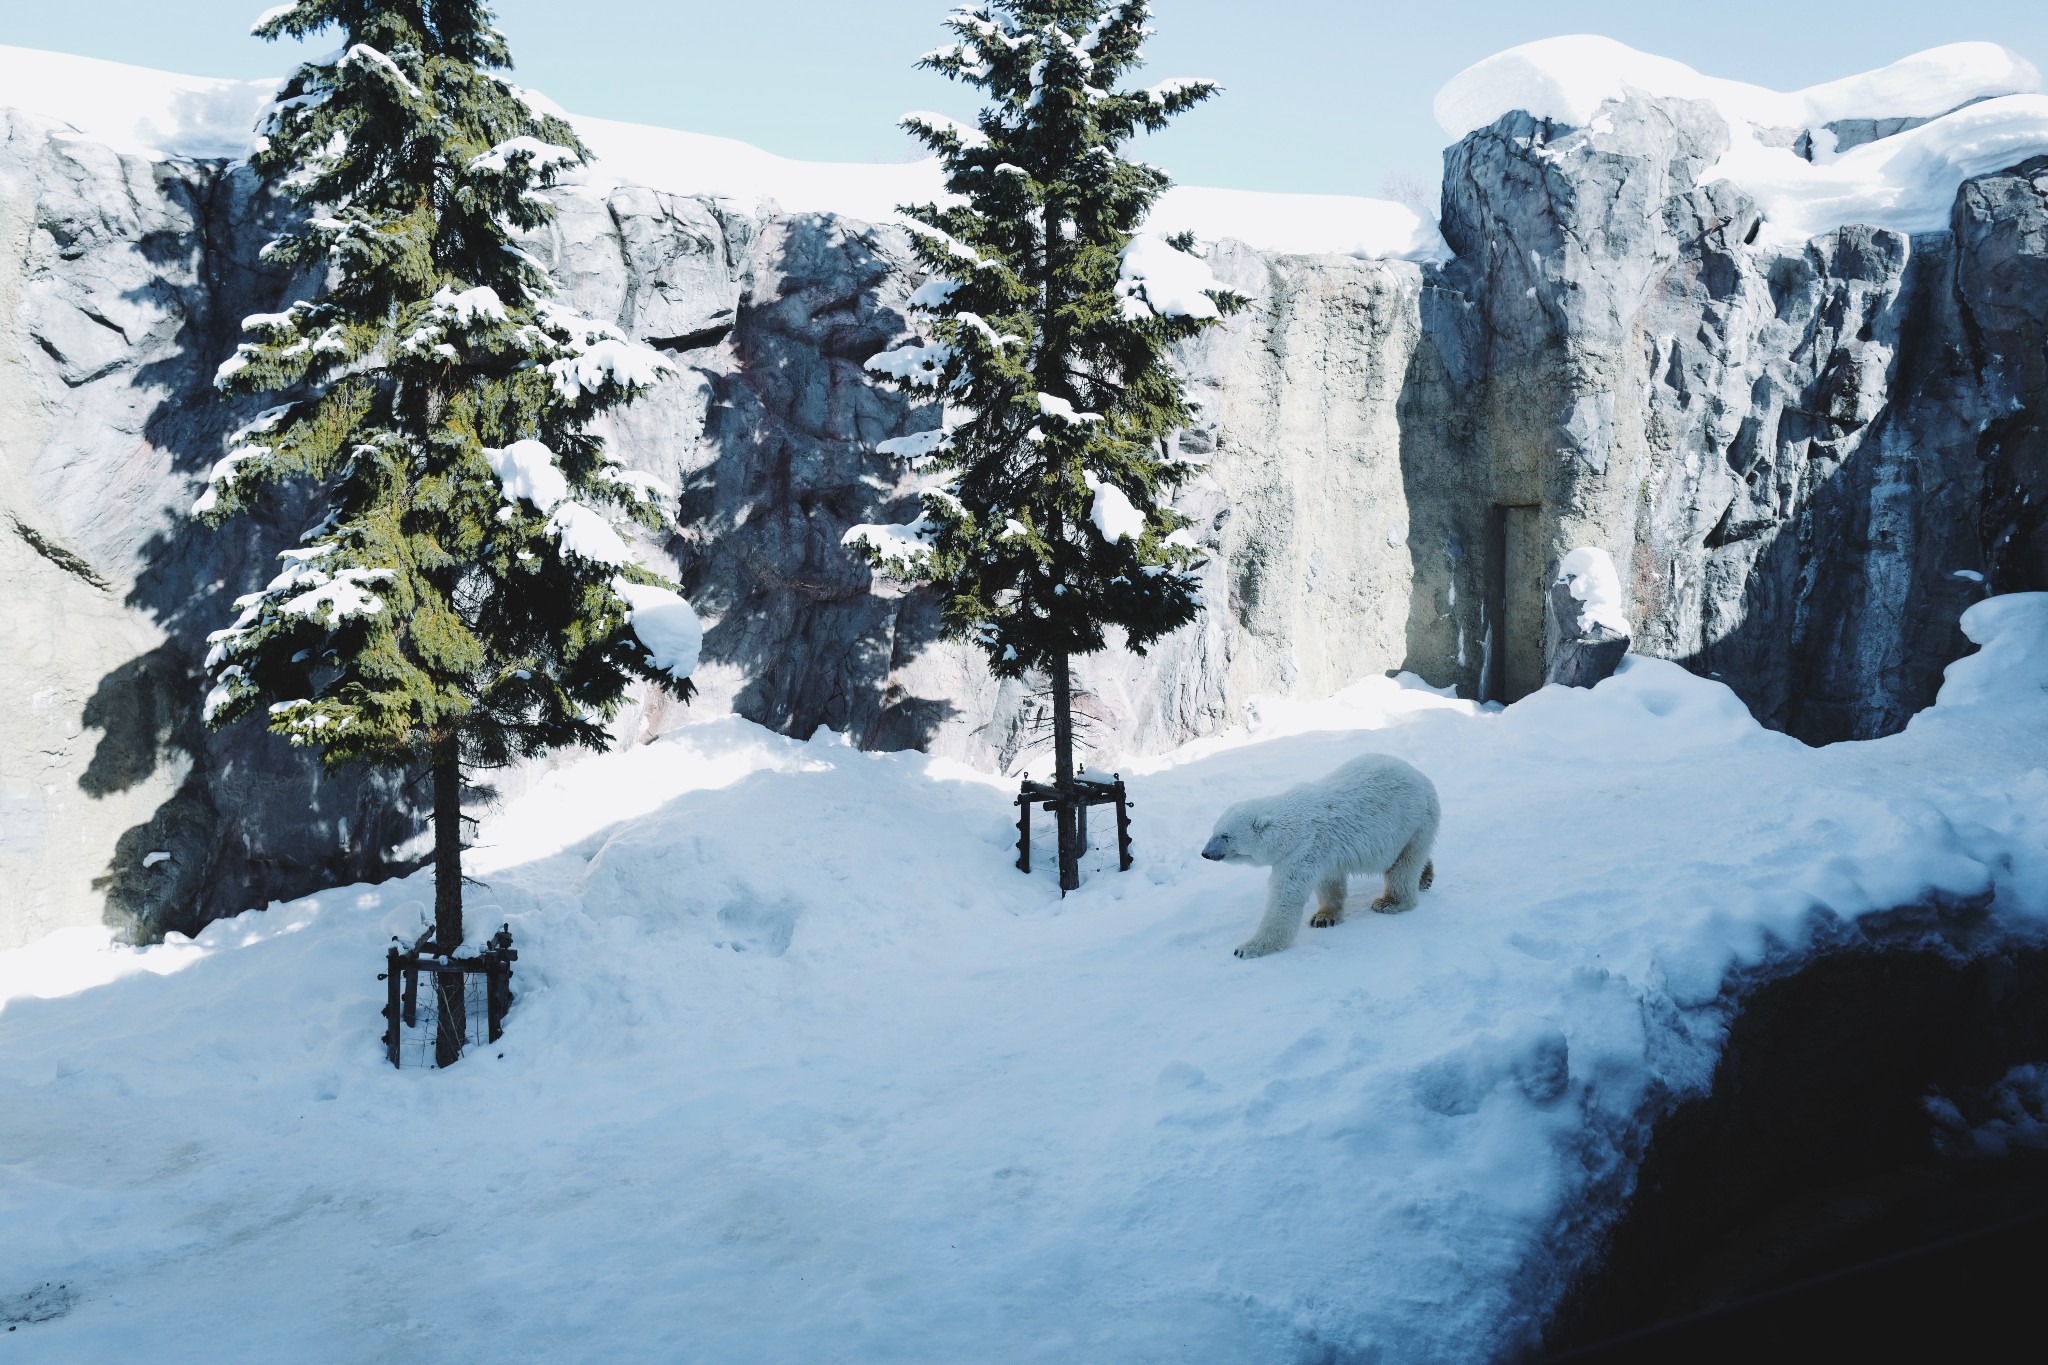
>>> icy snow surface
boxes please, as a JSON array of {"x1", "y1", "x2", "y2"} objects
[
  {"x1": 0, "y1": 44, "x2": 1445, "y2": 262},
  {"x1": 6, "y1": 595, "x2": 2048, "y2": 1361},
  {"x1": 1435, "y1": 37, "x2": 2048, "y2": 249}
]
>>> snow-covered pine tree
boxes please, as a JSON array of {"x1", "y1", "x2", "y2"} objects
[
  {"x1": 199, "y1": 0, "x2": 701, "y2": 1051},
  {"x1": 849, "y1": 0, "x2": 1242, "y2": 890}
]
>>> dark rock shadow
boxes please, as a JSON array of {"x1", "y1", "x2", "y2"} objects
[
  {"x1": 79, "y1": 161, "x2": 426, "y2": 941},
  {"x1": 1396, "y1": 264, "x2": 1491, "y2": 700},
  {"x1": 674, "y1": 212, "x2": 956, "y2": 752},
  {"x1": 1672, "y1": 203, "x2": 2037, "y2": 744}
]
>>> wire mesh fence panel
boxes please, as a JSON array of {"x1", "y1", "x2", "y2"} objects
[
  {"x1": 381, "y1": 927, "x2": 517, "y2": 1068},
  {"x1": 394, "y1": 972, "x2": 491, "y2": 1069}
]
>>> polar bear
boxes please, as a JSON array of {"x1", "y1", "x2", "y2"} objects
[{"x1": 1201, "y1": 752, "x2": 1439, "y2": 958}]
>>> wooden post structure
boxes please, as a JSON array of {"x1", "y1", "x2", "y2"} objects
[
  {"x1": 382, "y1": 926, "x2": 516, "y2": 1069},
  {"x1": 431, "y1": 733, "x2": 466, "y2": 1068},
  {"x1": 1048, "y1": 651, "x2": 1081, "y2": 892},
  {"x1": 383, "y1": 945, "x2": 402, "y2": 1068},
  {"x1": 1014, "y1": 773, "x2": 1134, "y2": 894}
]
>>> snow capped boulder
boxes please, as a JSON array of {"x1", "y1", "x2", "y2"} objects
[{"x1": 1546, "y1": 547, "x2": 1631, "y2": 689}]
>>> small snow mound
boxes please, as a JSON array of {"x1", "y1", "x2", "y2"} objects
[
  {"x1": 1556, "y1": 546, "x2": 1629, "y2": 636},
  {"x1": 545, "y1": 501, "x2": 632, "y2": 565},
  {"x1": 842, "y1": 515, "x2": 938, "y2": 570},
  {"x1": 1931, "y1": 592, "x2": 2048, "y2": 710},
  {"x1": 486, "y1": 439, "x2": 570, "y2": 512}
]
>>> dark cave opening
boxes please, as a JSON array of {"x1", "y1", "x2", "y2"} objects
[{"x1": 1538, "y1": 934, "x2": 2048, "y2": 1361}]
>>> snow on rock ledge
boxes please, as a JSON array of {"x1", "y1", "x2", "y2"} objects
[
  {"x1": 0, "y1": 43, "x2": 1446, "y2": 263},
  {"x1": 1435, "y1": 37, "x2": 2048, "y2": 248},
  {"x1": 1434, "y1": 37, "x2": 2040, "y2": 140}
]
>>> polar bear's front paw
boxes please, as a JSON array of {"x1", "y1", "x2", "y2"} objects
[
  {"x1": 1233, "y1": 937, "x2": 1286, "y2": 959},
  {"x1": 1309, "y1": 907, "x2": 1343, "y2": 928},
  {"x1": 1370, "y1": 894, "x2": 1415, "y2": 914}
]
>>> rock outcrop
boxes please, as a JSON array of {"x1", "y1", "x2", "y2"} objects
[
  {"x1": 4, "y1": 82, "x2": 2046, "y2": 945},
  {"x1": 1433, "y1": 98, "x2": 2043, "y2": 739}
]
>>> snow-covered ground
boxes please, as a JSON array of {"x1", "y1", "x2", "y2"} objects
[
  {"x1": 6, "y1": 595, "x2": 2047, "y2": 1361},
  {"x1": 0, "y1": 44, "x2": 1447, "y2": 262}
]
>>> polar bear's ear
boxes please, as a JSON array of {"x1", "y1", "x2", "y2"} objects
[{"x1": 1250, "y1": 814, "x2": 1273, "y2": 833}]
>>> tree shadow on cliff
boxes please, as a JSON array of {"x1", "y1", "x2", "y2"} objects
[
  {"x1": 1393, "y1": 277, "x2": 1493, "y2": 699},
  {"x1": 677, "y1": 213, "x2": 956, "y2": 752},
  {"x1": 77, "y1": 165, "x2": 425, "y2": 941}
]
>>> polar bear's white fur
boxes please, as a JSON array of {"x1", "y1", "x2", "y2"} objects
[{"x1": 1201, "y1": 752, "x2": 1440, "y2": 959}]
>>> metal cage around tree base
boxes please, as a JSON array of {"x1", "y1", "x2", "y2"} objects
[
  {"x1": 381, "y1": 925, "x2": 517, "y2": 1068},
  {"x1": 1015, "y1": 773, "x2": 1133, "y2": 892}
]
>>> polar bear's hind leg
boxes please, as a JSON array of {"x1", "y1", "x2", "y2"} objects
[
  {"x1": 1309, "y1": 877, "x2": 1347, "y2": 929},
  {"x1": 1373, "y1": 835, "x2": 1434, "y2": 913}
]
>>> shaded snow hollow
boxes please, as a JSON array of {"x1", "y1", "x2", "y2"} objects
[{"x1": 5, "y1": 596, "x2": 2048, "y2": 1361}]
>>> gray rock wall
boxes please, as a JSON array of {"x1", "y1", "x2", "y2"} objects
[
  {"x1": 1433, "y1": 100, "x2": 2045, "y2": 737},
  {"x1": 4, "y1": 88, "x2": 2046, "y2": 946}
]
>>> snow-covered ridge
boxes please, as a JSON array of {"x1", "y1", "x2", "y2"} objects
[
  {"x1": 1434, "y1": 37, "x2": 2041, "y2": 139},
  {"x1": 0, "y1": 44, "x2": 1446, "y2": 263},
  {"x1": 1436, "y1": 37, "x2": 2048, "y2": 248}
]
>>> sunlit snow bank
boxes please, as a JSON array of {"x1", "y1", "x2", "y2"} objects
[
  {"x1": 1436, "y1": 37, "x2": 2048, "y2": 248},
  {"x1": 0, "y1": 44, "x2": 1445, "y2": 262},
  {"x1": 6, "y1": 597, "x2": 2047, "y2": 1361}
]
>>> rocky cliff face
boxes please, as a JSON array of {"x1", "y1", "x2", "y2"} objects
[
  {"x1": 4, "y1": 87, "x2": 2044, "y2": 946},
  {"x1": 1434, "y1": 98, "x2": 2047, "y2": 739}
]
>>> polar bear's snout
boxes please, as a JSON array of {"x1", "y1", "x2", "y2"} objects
[{"x1": 1200, "y1": 836, "x2": 1228, "y2": 861}]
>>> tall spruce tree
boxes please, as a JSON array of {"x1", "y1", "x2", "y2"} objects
[
  {"x1": 199, "y1": 0, "x2": 701, "y2": 1044},
  {"x1": 849, "y1": 0, "x2": 1242, "y2": 890}
]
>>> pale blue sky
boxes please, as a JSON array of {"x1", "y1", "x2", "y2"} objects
[{"x1": 9, "y1": 1, "x2": 2045, "y2": 195}]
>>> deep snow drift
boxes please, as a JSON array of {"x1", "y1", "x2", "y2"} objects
[{"x1": 5, "y1": 595, "x2": 2047, "y2": 1362}]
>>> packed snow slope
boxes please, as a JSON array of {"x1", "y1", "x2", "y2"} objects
[
  {"x1": 0, "y1": 43, "x2": 1446, "y2": 261},
  {"x1": 6, "y1": 596, "x2": 2048, "y2": 1362}
]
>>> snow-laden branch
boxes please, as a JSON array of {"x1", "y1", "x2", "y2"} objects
[
  {"x1": 1116, "y1": 234, "x2": 1223, "y2": 321},
  {"x1": 867, "y1": 342, "x2": 954, "y2": 388},
  {"x1": 1082, "y1": 472, "x2": 1145, "y2": 542},
  {"x1": 470, "y1": 137, "x2": 582, "y2": 174},
  {"x1": 612, "y1": 579, "x2": 702, "y2": 678}
]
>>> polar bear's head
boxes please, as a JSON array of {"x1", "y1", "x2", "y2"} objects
[{"x1": 1201, "y1": 801, "x2": 1275, "y2": 865}]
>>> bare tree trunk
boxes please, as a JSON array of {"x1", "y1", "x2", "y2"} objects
[
  {"x1": 1051, "y1": 650, "x2": 1080, "y2": 892},
  {"x1": 432, "y1": 729, "x2": 465, "y2": 1067}
]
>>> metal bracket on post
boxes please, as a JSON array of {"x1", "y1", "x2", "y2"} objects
[{"x1": 1016, "y1": 791, "x2": 1032, "y2": 873}]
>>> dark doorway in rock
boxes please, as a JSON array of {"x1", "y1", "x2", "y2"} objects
[{"x1": 1487, "y1": 504, "x2": 1544, "y2": 703}]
